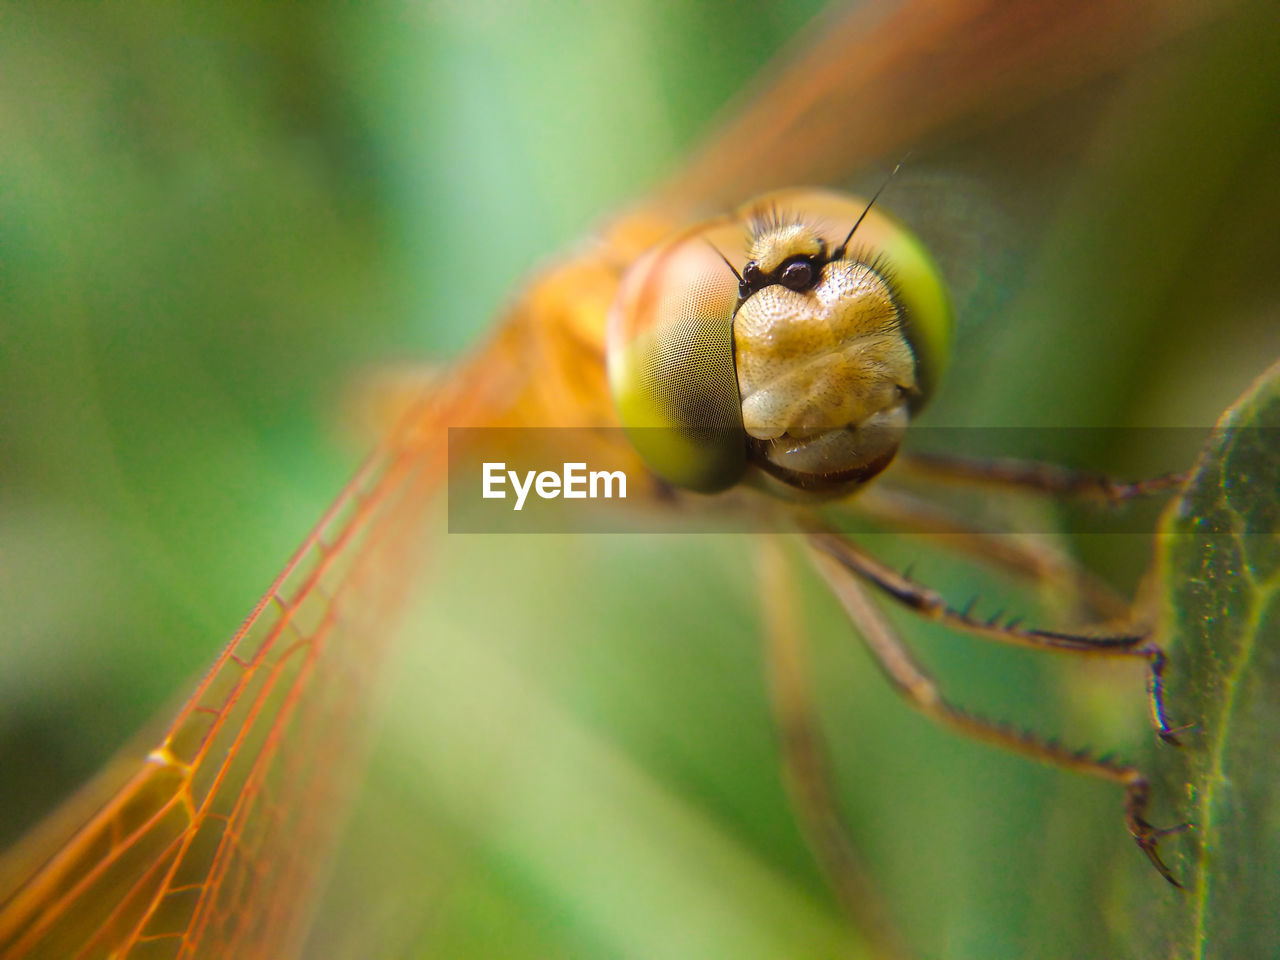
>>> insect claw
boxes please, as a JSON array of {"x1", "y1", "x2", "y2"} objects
[
  {"x1": 1158, "y1": 721, "x2": 1197, "y2": 747},
  {"x1": 986, "y1": 608, "x2": 1005, "y2": 627},
  {"x1": 1138, "y1": 830, "x2": 1188, "y2": 889},
  {"x1": 960, "y1": 595, "x2": 979, "y2": 619},
  {"x1": 1147, "y1": 850, "x2": 1183, "y2": 889},
  {"x1": 1004, "y1": 616, "x2": 1023, "y2": 631},
  {"x1": 1129, "y1": 813, "x2": 1192, "y2": 889}
]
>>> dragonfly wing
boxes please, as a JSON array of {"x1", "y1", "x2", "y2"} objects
[
  {"x1": 655, "y1": 0, "x2": 1224, "y2": 214},
  {"x1": 0, "y1": 401, "x2": 449, "y2": 960}
]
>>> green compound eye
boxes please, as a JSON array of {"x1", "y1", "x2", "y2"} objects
[
  {"x1": 606, "y1": 189, "x2": 954, "y2": 497},
  {"x1": 607, "y1": 218, "x2": 748, "y2": 493}
]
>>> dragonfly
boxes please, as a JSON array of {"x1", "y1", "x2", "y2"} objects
[{"x1": 1, "y1": 1, "x2": 1274, "y2": 957}]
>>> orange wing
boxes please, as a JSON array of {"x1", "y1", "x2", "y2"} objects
[
  {"x1": 0, "y1": 2, "x2": 1224, "y2": 957},
  {"x1": 0, "y1": 398, "x2": 441, "y2": 959}
]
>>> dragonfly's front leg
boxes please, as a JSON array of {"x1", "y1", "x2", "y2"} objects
[
  {"x1": 805, "y1": 525, "x2": 1181, "y2": 745},
  {"x1": 892, "y1": 452, "x2": 1188, "y2": 504},
  {"x1": 852, "y1": 484, "x2": 1132, "y2": 623},
  {"x1": 804, "y1": 537, "x2": 1187, "y2": 887}
]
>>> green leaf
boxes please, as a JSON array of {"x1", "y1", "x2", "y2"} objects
[{"x1": 1127, "y1": 359, "x2": 1280, "y2": 958}]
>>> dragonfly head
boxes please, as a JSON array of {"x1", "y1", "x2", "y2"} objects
[{"x1": 608, "y1": 188, "x2": 953, "y2": 498}]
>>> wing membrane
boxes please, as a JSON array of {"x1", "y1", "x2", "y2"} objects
[
  {"x1": 0, "y1": 405, "x2": 445, "y2": 959},
  {"x1": 657, "y1": 0, "x2": 1222, "y2": 213}
]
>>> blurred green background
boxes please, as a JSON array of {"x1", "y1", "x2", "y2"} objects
[{"x1": 1, "y1": 2, "x2": 1277, "y2": 958}]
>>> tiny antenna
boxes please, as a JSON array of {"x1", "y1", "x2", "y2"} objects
[
  {"x1": 832, "y1": 158, "x2": 906, "y2": 260},
  {"x1": 706, "y1": 241, "x2": 744, "y2": 286}
]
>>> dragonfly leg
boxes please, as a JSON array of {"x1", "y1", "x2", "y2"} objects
[
  {"x1": 805, "y1": 525, "x2": 1181, "y2": 744},
  {"x1": 853, "y1": 484, "x2": 1131, "y2": 622},
  {"x1": 806, "y1": 542, "x2": 1186, "y2": 888},
  {"x1": 892, "y1": 452, "x2": 1187, "y2": 504},
  {"x1": 754, "y1": 537, "x2": 913, "y2": 960}
]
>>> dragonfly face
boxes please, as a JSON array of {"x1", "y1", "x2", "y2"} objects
[{"x1": 608, "y1": 189, "x2": 952, "y2": 496}]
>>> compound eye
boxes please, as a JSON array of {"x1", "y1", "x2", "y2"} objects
[
  {"x1": 606, "y1": 227, "x2": 748, "y2": 494},
  {"x1": 779, "y1": 256, "x2": 815, "y2": 291}
]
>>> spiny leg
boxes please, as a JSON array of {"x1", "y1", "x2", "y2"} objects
[
  {"x1": 805, "y1": 541, "x2": 1186, "y2": 887},
  {"x1": 892, "y1": 451, "x2": 1187, "y2": 504},
  {"x1": 803, "y1": 523, "x2": 1179, "y2": 744},
  {"x1": 755, "y1": 537, "x2": 913, "y2": 960},
  {"x1": 851, "y1": 484, "x2": 1131, "y2": 623}
]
